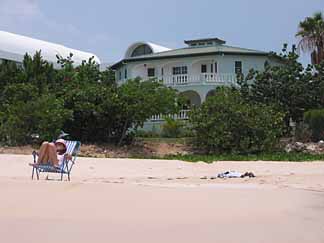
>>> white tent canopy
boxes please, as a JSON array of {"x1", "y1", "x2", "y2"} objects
[{"x1": 0, "y1": 31, "x2": 101, "y2": 67}]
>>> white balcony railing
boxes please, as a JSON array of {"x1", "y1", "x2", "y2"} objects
[
  {"x1": 151, "y1": 109, "x2": 190, "y2": 122},
  {"x1": 117, "y1": 73, "x2": 238, "y2": 86},
  {"x1": 157, "y1": 73, "x2": 238, "y2": 86}
]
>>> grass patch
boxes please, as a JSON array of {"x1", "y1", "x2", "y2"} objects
[{"x1": 163, "y1": 152, "x2": 324, "y2": 163}]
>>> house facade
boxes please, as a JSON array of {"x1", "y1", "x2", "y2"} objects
[{"x1": 111, "y1": 38, "x2": 281, "y2": 131}]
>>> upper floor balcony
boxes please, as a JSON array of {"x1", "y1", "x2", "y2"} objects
[
  {"x1": 118, "y1": 73, "x2": 238, "y2": 87},
  {"x1": 159, "y1": 73, "x2": 238, "y2": 87},
  {"x1": 116, "y1": 57, "x2": 244, "y2": 88}
]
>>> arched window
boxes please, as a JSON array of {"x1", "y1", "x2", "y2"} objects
[{"x1": 131, "y1": 45, "x2": 153, "y2": 57}]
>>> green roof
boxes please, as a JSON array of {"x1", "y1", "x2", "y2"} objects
[{"x1": 111, "y1": 44, "x2": 269, "y2": 69}]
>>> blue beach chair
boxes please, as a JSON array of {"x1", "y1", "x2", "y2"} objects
[{"x1": 29, "y1": 140, "x2": 81, "y2": 181}]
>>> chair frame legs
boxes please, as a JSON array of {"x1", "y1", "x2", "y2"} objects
[
  {"x1": 31, "y1": 167, "x2": 70, "y2": 181},
  {"x1": 31, "y1": 166, "x2": 40, "y2": 180}
]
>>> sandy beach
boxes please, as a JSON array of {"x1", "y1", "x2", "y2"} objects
[{"x1": 1, "y1": 154, "x2": 324, "y2": 243}]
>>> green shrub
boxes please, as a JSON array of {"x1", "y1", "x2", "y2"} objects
[
  {"x1": 0, "y1": 95, "x2": 72, "y2": 145},
  {"x1": 0, "y1": 83, "x2": 38, "y2": 104},
  {"x1": 62, "y1": 83, "x2": 121, "y2": 143},
  {"x1": 32, "y1": 95, "x2": 73, "y2": 141},
  {"x1": 0, "y1": 103, "x2": 30, "y2": 145},
  {"x1": 189, "y1": 88, "x2": 285, "y2": 154},
  {"x1": 161, "y1": 117, "x2": 184, "y2": 138},
  {"x1": 304, "y1": 109, "x2": 324, "y2": 141},
  {"x1": 0, "y1": 53, "x2": 180, "y2": 146},
  {"x1": 294, "y1": 122, "x2": 312, "y2": 142}
]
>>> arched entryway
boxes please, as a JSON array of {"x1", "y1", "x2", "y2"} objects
[
  {"x1": 205, "y1": 89, "x2": 217, "y2": 100},
  {"x1": 179, "y1": 90, "x2": 202, "y2": 108}
]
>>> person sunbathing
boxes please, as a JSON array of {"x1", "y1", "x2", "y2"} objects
[{"x1": 36, "y1": 139, "x2": 72, "y2": 168}]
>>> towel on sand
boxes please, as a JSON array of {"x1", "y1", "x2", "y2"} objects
[
  {"x1": 212, "y1": 171, "x2": 256, "y2": 179},
  {"x1": 217, "y1": 171, "x2": 242, "y2": 178}
]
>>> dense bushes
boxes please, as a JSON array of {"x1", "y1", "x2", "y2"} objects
[
  {"x1": 304, "y1": 109, "x2": 324, "y2": 141},
  {"x1": 0, "y1": 52, "x2": 179, "y2": 145},
  {"x1": 294, "y1": 122, "x2": 312, "y2": 142},
  {"x1": 0, "y1": 83, "x2": 67, "y2": 144},
  {"x1": 189, "y1": 88, "x2": 285, "y2": 154},
  {"x1": 239, "y1": 46, "x2": 324, "y2": 129},
  {"x1": 0, "y1": 94, "x2": 71, "y2": 145}
]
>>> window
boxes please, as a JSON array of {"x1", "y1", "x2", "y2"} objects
[
  {"x1": 124, "y1": 69, "x2": 127, "y2": 79},
  {"x1": 235, "y1": 61, "x2": 242, "y2": 74},
  {"x1": 172, "y1": 66, "x2": 188, "y2": 75},
  {"x1": 147, "y1": 68, "x2": 155, "y2": 77},
  {"x1": 201, "y1": 64, "x2": 207, "y2": 73},
  {"x1": 119, "y1": 71, "x2": 122, "y2": 80},
  {"x1": 131, "y1": 44, "x2": 153, "y2": 57},
  {"x1": 215, "y1": 62, "x2": 218, "y2": 73},
  {"x1": 210, "y1": 64, "x2": 213, "y2": 73},
  {"x1": 161, "y1": 68, "x2": 164, "y2": 76}
]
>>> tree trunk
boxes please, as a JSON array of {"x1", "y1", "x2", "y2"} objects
[{"x1": 118, "y1": 119, "x2": 129, "y2": 146}]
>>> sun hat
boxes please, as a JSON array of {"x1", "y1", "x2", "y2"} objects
[{"x1": 55, "y1": 139, "x2": 67, "y2": 153}]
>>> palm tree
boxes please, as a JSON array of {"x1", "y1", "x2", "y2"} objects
[{"x1": 296, "y1": 12, "x2": 324, "y2": 64}]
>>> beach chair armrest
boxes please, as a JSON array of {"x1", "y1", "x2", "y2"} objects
[
  {"x1": 32, "y1": 151, "x2": 38, "y2": 163},
  {"x1": 65, "y1": 153, "x2": 73, "y2": 161}
]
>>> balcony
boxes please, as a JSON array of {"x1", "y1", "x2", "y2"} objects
[{"x1": 157, "y1": 73, "x2": 238, "y2": 86}]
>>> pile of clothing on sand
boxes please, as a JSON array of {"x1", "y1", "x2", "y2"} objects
[{"x1": 210, "y1": 171, "x2": 256, "y2": 180}]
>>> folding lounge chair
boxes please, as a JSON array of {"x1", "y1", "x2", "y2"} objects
[{"x1": 30, "y1": 140, "x2": 81, "y2": 181}]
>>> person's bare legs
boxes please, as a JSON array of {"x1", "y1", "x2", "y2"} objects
[
  {"x1": 37, "y1": 142, "x2": 50, "y2": 164},
  {"x1": 37, "y1": 142, "x2": 59, "y2": 166},
  {"x1": 47, "y1": 143, "x2": 59, "y2": 167}
]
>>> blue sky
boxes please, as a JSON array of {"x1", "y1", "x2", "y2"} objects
[{"x1": 0, "y1": 0, "x2": 323, "y2": 64}]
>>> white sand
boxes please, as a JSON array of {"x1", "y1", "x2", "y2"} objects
[{"x1": 0, "y1": 154, "x2": 324, "y2": 243}]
